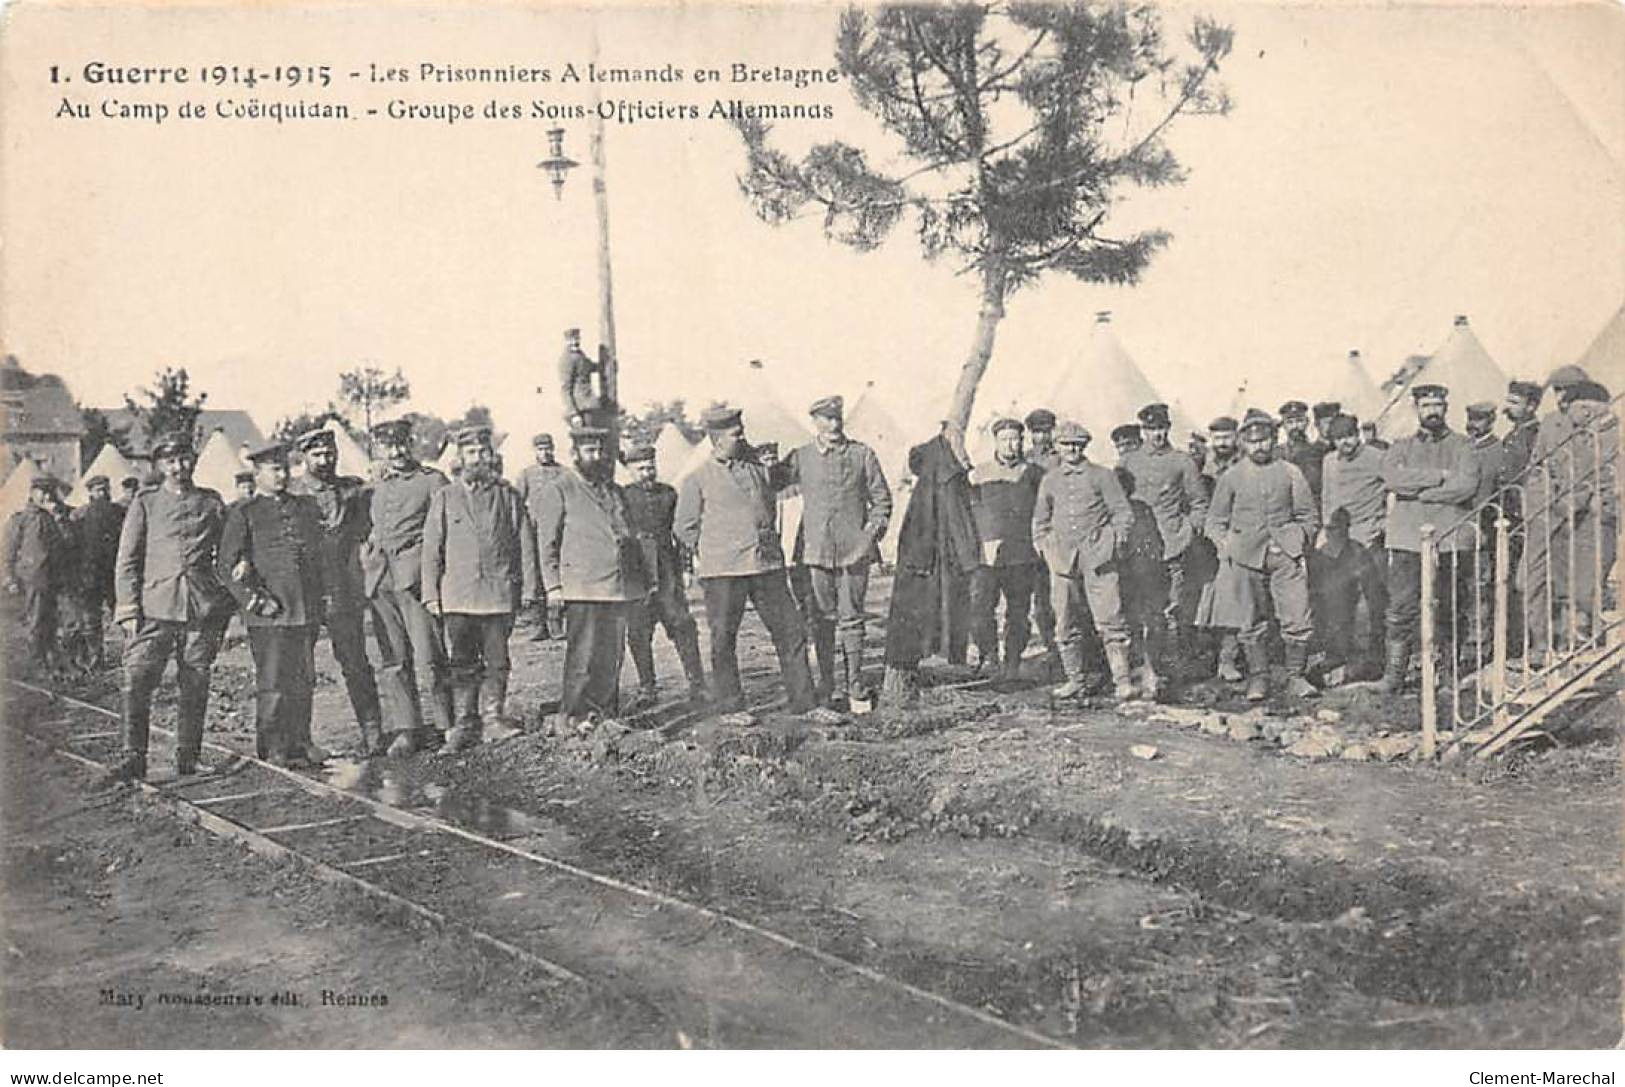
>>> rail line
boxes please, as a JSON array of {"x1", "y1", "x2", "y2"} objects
[{"x1": 6, "y1": 677, "x2": 1070, "y2": 1049}]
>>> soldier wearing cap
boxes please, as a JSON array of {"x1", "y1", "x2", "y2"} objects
[
  {"x1": 109, "y1": 431, "x2": 234, "y2": 781},
  {"x1": 559, "y1": 328, "x2": 612, "y2": 431},
  {"x1": 423, "y1": 425, "x2": 540, "y2": 751},
  {"x1": 967, "y1": 416, "x2": 1044, "y2": 682},
  {"x1": 4, "y1": 473, "x2": 68, "y2": 671},
  {"x1": 516, "y1": 431, "x2": 567, "y2": 640},
  {"x1": 1204, "y1": 417, "x2": 1241, "y2": 485},
  {"x1": 1119, "y1": 402, "x2": 1210, "y2": 697},
  {"x1": 292, "y1": 426, "x2": 384, "y2": 754},
  {"x1": 1110, "y1": 424, "x2": 1142, "y2": 461},
  {"x1": 676, "y1": 406, "x2": 819, "y2": 717},
  {"x1": 1316, "y1": 412, "x2": 1389, "y2": 681},
  {"x1": 118, "y1": 475, "x2": 141, "y2": 508},
  {"x1": 622, "y1": 442, "x2": 707, "y2": 708},
  {"x1": 777, "y1": 394, "x2": 892, "y2": 707},
  {"x1": 1204, "y1": 410, "x2": 1320, "y2": 701},
  {"x1": 1024, "y1": 409, "x2": 1060, "y2": 473},
  {"x1": 1032, "y1": 422, "x2": 1136, "y2": 700},
  {"x1": 231, "y1": 469, "x2": 256, "y2": 507},
  {"x1": 66, "y1": 473, "x2": 124, "y2": 670},
  {"x1": 1377, "y1": 384, "x2": 1480, "y2": 692},
  {"x1": 362, "y1": 417, "x2": 455, "y2": 756},
  {"x1": 1278, "y1": 400, "x2": 1328, "y2": 504},
  {"x1": 1522, "y1": 370, "x2": 1618, "y2": 658},
  {"x1": 218, "y1": 441, "x2": 329, "y2": 767},
  {"x1": 1197, "y1": 416, "x2": 1244, "y2": 680},
  {"x1": 1499, "y1": 380, "x2": 1544, "y2": 486}
]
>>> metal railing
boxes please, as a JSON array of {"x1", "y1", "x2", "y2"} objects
[{"x1": 1418, "y1": 394, "x2": 1622, "y2": 759}]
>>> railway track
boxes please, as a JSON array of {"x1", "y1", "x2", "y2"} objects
[{"x1": 5, "y1": 677, "x2": 1068, "y2": 1049}]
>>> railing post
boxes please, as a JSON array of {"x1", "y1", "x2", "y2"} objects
[
  {"x1": 1492, "y1": 512, "x2": 1510, "y2": 733},
  {"x1": 1420, "y1": 525, "x2": 1438, "y2": 759}
]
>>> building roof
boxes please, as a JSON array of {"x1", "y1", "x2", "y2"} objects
[
  {"x1": 100, "y1": 406, "x2": 266, "y2": 455},
  {"x1": 0, "y1": 355, "x2": 86, "y2": 438}
]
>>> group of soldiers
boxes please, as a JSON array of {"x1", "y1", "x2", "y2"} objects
[{"x1": 2, "y1": 359, "x2": 1614, "y2": 783}]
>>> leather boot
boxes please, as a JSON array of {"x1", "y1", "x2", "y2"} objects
[
  {"x1": 1378, "y1": 641, "x2": 1410, "y2": 694},
  {"x1": 842, "y1": 631, "x2": 872, "y2": 703},
  {"x1": 444, "y1": 685, "x2": 482, "y2": 753},
  {"x1": 675, "y1": 627, "x2": 707, "y2": 699},
  {"x1": 1106, "y1": 643, "x2": 1136, "y2": 701},
  {"x1": 1283, "y1": 640, "x2": 1319, "y2": 699},
  {"x1": 812, "y1": 622, "x2": 838, "y2": 704},
  {"x1": 1051, "y1": 643, "x2": 1088, "y2": 700},
  {"x1": 356, "y1": 718, "x2": 385, "y2": 758},
  {"x1": 1243, "y1": 641, "x2": 1270, "y2": 702},
  {"x1": 1217, "y1": 634, "x2": 1244, "y2": 683},
  {"x1": 1140, "y1": 660, "x2": 1162, "y2": 702}
]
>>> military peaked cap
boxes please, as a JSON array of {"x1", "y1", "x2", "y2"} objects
[
  {"x1": 532, "y1": 432, "x2": 556, "y2": 449},
  {"x1": 295, "y1": 427, "x2": 336, "y2": 452},
  {"x1": 1023, "y1": 408, "x2": 1057, "y2": 431},
  {"x1": 990, "y1": 417, "x2": 1024, "y2": 436},
  {"x1": 1240, "y1": 409, "x2": 1278, "y2": 434},
  {"x1": 623, "y1": 443, "x2": 656, "y2": 464},
  {"x1": 1324, "y1": 414, "x2": 1359, "y2": 440},
  {"x1": 1547, "y1": 365, "x2": 1590, "y2": 390},
  {"x1": 1054, "y1": 421, "x2": 1091, "y2": 445},
  {"x1": 1466, "y1": 402, "x2": 1496, "y2": 420},
  {"x1": 452, "y1": 424, "x2": 493, "y2": 448},
  {"x1": 701, "y1": 406, "x2": 742, "y2": 431},
  {"x1": 371, "y1": 419, "x2": 413, "y2": 443},
  {"x1": 809, "y1": 395, "x2": 844, "y2": 419},
  {"x1": 1136, "y1": 403, "x2": 1171, "y2": 428},
  {"x1": 1277, "y1": 400, "x2": 1309, "y2": 419},
  {"x1": 1410, "y1": 383, "x2": 1449, "y2": 402},
  {"x1": 28, "y1": 474, "x2": 62, "y2": 493},
  {"x1": 1507, "y1": 380, "x2": 1544, "y2": 404},
  {"x1": 1312, "y1": 400, "x2": 1342, "y2": 420},
  {"x1": 245, "y1": 441, "x2": 290, "y2": 466},
  {"x1": 1110, "y1": 424, "x2": 1142, "y2": 444},
  {"x1": 1208, "y1": 416, "x2": 1238, "y2": 433},
  {"x1": 84, "y1": 474, "x2": 109, "y2": 489},
  {"x1": 149, "y1": 431, "x2": 195, "y2": 459},
  {"x1": 569, "y1": 425, "x2": 610, "y2": 442}
]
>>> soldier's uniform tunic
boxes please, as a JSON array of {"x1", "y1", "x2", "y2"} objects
[
  {"x1": 1031, "y1": 458, "x2": 1133, "y2": 678},
  {"x1": 423, "y1": 476, "x2": 538, "y2": 732},
  {"x1": 1120, "y1": 444, "x2": 1210, "y2": 671},
  {"x1": 297, "y1": 470, "x2": 382, "y2": 740},
  {"x1": 517, "y1": 459, "x2": 567, "y2": 632},
  {"x1": 1204, "y1": 457, "x2": 1319, "y2": 651},
  {"x1": 5, "y1": 502, "x2": 65, "y2": 667},
  {"x1": 363, "y1": 461, "x2": 454, "y2": 746},
  {"x1": 624, "y1": 478, "x2": 706, "y2": 697},
  {"x1": 218, "y1": 491, "x2": 327, "y2": 762},
  {"x1": 1027, "y1": 445, "x2": 1062, "y2": 654},
  {"x1": 1318, "y1": 443, "x2": 1390, "y2": 672},
  {"x1": 969, "y1": 457, "x2": 1045, "y2": 671},
  {"x1": 114, "y1": 484, "x2": 234, "y2": 773},
  {"x1": 1381, "y1": 427, "x2": 1480, "y2": 661},
  {"x1": 676, "y1": 449, "x2": 816, "y2": 713}
]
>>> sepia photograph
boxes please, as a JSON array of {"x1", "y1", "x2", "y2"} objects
[{"x1": 0, "y1": 0, "x2": 1621, "y2": 1063}]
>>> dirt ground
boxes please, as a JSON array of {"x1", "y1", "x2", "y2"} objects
[{"x1": 3, "y1": 572, "x2": 1620, "y2": 1048}]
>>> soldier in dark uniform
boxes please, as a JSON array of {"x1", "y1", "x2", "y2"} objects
[
  {"x1": 1462, "y1": 402, "x2": 1505, "y2": 662},
  {"x1": 1279, "y1": 400, "x2": 1330, "y2": 506},
  {"x1": 109, "y1": 432, "x2": 234, "y2": 781},
  {"x1": 516, "y1": 432, "x2": 567, "y2": 640},
  {"x1": 294, "y1": 427, "x2": 385, "y2": 755},
  {"x1": 423, "y1": 425, "x2": 539, "y2": 750},
  {"x1": 219, "y1": 441, "x2": 328, "y2": 767},
  {"x1": 118, "y1": 475, "x2": 141, "y2": 508},
  {"x1": 1205, "y1": 411, "x2": 1320, "y2": 702},
  {"x1": 4, "y1": 474, "x2": 67, "y2": 671},
  {"x1": 231, "y1": 469, "x2": 256, "y2": 507},
  {"x1": 537, "y1": 426, "x2": 645, "y2": 727},
  {"x1": 1111, "y1": 424, "x2": 1142, "y2": 462},
  {"x1": 1024, "y1": 408, "x2": 1061, "y2": 673},
  {"x1": 559, "y1": 328, "x2": 613, "y2": 432},
  {"x1": 675, "y1": 407, "x2": 820, "y2": 719},
  {"x1": 622, "y1": 443, "x2": 707, "y2": 708},
  {"x1": 65, "y1": 474, "x2": 124, "y2": 671},
  {"x1": 968, "y1": 417, "x2": 1044, "y2": 682},
  {"x1": 363, "y1": 418, "x2": 454, "y2": 756},
  {"x1": 1496, "y1": 380, "x2": 1543, "y2": 646}
]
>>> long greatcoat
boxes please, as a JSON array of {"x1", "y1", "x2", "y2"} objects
[{"x1": 884, "y1": 434, "x2": 981, "y2": 669}]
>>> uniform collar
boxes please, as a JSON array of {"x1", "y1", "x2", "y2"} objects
[
  {"x1": 1413, "y1": 425, "x2": 1454, "y2": 443},
  {"x1": 815, "y1": 434, "x2": 848, "y2": 454},
  {"x1": 381, "y1": 460, "x2": 422, "y2": 479}
]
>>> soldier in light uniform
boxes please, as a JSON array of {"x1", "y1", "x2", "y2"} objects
[
  {"x1": 968, "y1": 417, "x2": 1045, "y2": 682},
  {"x1": 293, "y1": 427, "x2": 384, "y2": 755},
  {"x1": 515, "y1": 432, "x2": 567, "y2": 641},
  {"x1": 622, "y1": 443, "x2": 708, "y2": 708},
  {"x1": 219, "y1": 442, "x2": 329, "y2": 767},
  {"x1": 362, "y1": 417, "x2": 455, "y2": 756},
  {"x1": 778, "y1": 395, "x2": 892, "y2": 706},
  {"x1": 1205, "y1": 410, "x2": 1321, "y2": 702},
  {"x1": 4, "y1": 475, "x2": 67, "y2": 671},
  {"x1": 1462, "y1": 402, "x2": 1505, "y2": 662},
  {"x1": 1317, "y1": 413, "x2": 1390, "y2": 681},
  {"x1": 1023, "y1": 408, "x2": 1062, "y2": 672},
  {"x1": 1378, "y1": 385, "x2": 1480, "y2": 692},
  {"x1": 675, "y1": 407, "x2": 819, "y2": 718},
  {"x1": 109, "y1": 432, "x2": 235, "y2": 782},
  {"x1": 537, "y1": 426, "x2": 646, "y2": 726},
  {"x1": 1199, "y1": 416, "x2": 1244, "y2": 681},
  {"x1": 423, "y1": 425, "x2": 540, "y2": 751},
  {"x1": 1119, "y1": 403, "x2": 1210, "y2": 698},
  {"x1": 1032, "y1": 423, "x2": 1135, "y2": 700}
]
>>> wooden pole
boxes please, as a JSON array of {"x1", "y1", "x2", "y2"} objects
[
  {"x1": 1419, "y1": 525, "x2": 1437, "y2": 759},
  {"x1": 588, "y1": 26, "x2": 619, "y2": 460}
]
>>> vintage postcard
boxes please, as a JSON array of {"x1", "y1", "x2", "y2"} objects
[{"x1": 0, "y1": 0, "x2": 1620, "y2": 1063}]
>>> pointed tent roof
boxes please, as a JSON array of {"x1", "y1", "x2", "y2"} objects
[
  {"x1": 0, "y1": 456, "x2": 41, "y2": 518},
  {"x1": 674, "y1": 359, "x2": 813, "y2": 482},
  {"x1": 653, "y1": 424, "x2": 698, "y2": 476},
  {"x1": 1050, "y1": 311, "x2": 1197, "y2": 447},
  {"x1": 193, "y1": 428, "x2": 247, "y2": 496},
  {"x1": 844, "y1": 381, "x2": 911, "y2": 483},
  {"x1": 1335, "y1": 349, "x2": 1387, "y2": 423},
  {"x1": 69, "y1": 444, "x2": 138, "y2": 504},
  {"x1": 1376, "y1": 315, "x2": 1509, "y2": 439},
  {"x1": 1575, "y1": 302, "x2": 1623, "y2": 386},
  {"x1": 322, "y1": 419, "x2": 373, "y2": 480}
]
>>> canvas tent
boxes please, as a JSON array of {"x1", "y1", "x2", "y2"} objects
[
  {"x1": 674, "y1": 359, "x2": 813, "y2": 483},
  {"x1": 653, "y1": 424, "x2": 697, "y2": 475},
  {"x1": 845, "y1": 381, "x2": 913, "y2": 482},
  {"x1": 1334, "y1": 349, "x2": 1387, "y2": 423},
  {"x1": 322, "y1": 419, "x2": 373, "y2": 480},
  {"x1": 193, "y1": 429, "x2": 248, "y2": 496},
  {"x1": 1575, "y1": 302, "x2": 1623, "y2": 385},
  {"x1": 1376, "y1": 316, "x2": 1509, "y2": 439},
  {"x1": 1049, "y1": 312, "x2": 1196, "y2": 455},
  {"x1": 0, "y1": 456, "x2": 41, "y2": 518},
  {"x1": 69, "y1": 443, "x2": 138, "y2": 504}
]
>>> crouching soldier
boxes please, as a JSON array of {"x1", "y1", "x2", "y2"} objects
[
  {"x1": 110, "y1": 432, "x2": 234, "y2": 781},
  {"x1": 1032, "y1": 423, "x2": 1136, "y2": 700},
  {"x1": 219, "y1": 441, "x2": 329, "y2": 767},
  {"x1": 623, "y1": 442, "x2": 707, "y2": 708},
  {"x1": 1204, "y1": 410, "x2": 1320, "y2": 701},
  {"x1": 422, "y1": 425, "x2": 540, "y2": 752}
]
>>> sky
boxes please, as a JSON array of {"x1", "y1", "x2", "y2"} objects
[{"x1": 1, "y1": 0, "x2": 1621, "y2": 447}]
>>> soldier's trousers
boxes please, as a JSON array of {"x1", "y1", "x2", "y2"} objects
[
  {"x1": 443, "y1": 611, "x2": 514, "y2": 727},
  {"x1": 627, "y1": 576, "x2": 704, "y2": 692},
  {"x1": 700, "y1": 572, "x2": 816, "y2": 713},
  {"x1": 1312, "y1": 539, "x2": 1387, "y2": 668},
  {"x1": 560, "y1": 601, "x2": 626, "y2": 721},
  {"x1": 322, "y1": 596, "x2": 381, "y2": 728},
  {"x1": 970, "y1": 563, "x2": 1037, "y2": 666},
  {"x1": 1052, "y1": 566, "x2": 1129, "y2": 681},
  {"x1": 1525, "y1": 514, "x2": 1618, "y2": 655},
  {"x1": 1031, "y1": 564, "x2": 1057, "y2": 650},
  {"x1": 247, "y1": 625, "x2": 318, "y2": 761},
  {"x1": 121, "y1": 613, "x2": 229, "y2": 765},
  {"x1": 1237, "y1": 549, "x2": 1313, "y2": 647},
  {"x1": 1386, "y1": 549, "x2": 1471, "y2": 658},
  {"x1": 806, "y1": 562, "x2": 871, "y2": 696},
  {"x1": 60, "y1": 590, "x2": 107, "y2": 670},
  {"x1": 369, "y1": 588, "x2": 454, "y2": 742},
  {"x1": 16, "y1": 580, "x2": 56, "y2": 667}
]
